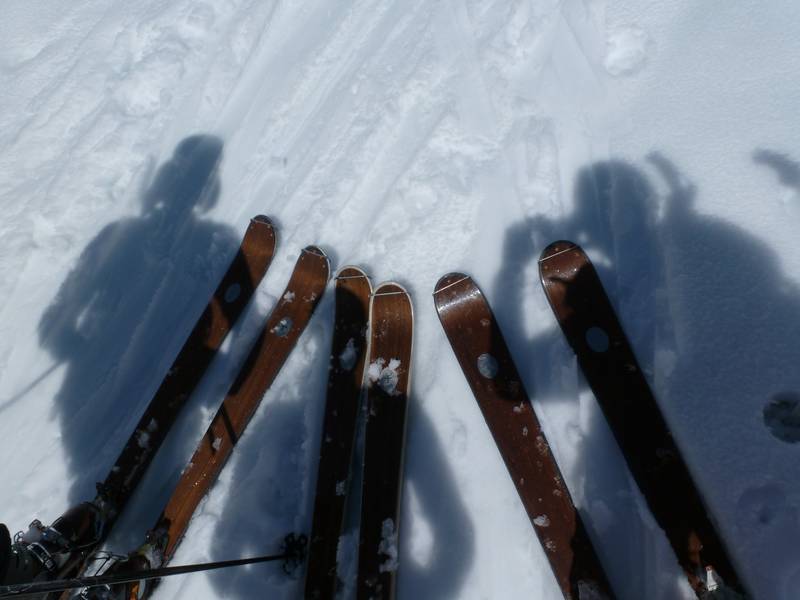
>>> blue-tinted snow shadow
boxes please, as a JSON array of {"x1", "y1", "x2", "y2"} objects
[
  {"x1": 395, "y1": 398, "x2": 475, "y2": 599},
  {"x1": 203, "y1": 297, "x2": 475, "y2": 599},
  {"x1": 200, "y1": 294, "x2": 335, "y2": 600},
  {"x1": 493, "y1": 153, "x2": 800, "y2": 599},
  {"x1": 493, "y1": 160, "x2": 679, "y2": 599},
  {"x1": 37, "y1": 135, "x2": 241, "y2": 506}
]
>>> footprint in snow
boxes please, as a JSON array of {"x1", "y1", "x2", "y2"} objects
[{"x1": 763, "y1": 392, "x2": 800, "y2": 443}]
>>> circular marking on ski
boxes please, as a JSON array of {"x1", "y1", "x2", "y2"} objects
[
  {"x1": 477, "y1": 353, "x2": 499, "y2": 379},
  {"x1": 585, "y1": 326, "x2": 610, "y2": 353},
  {"x1": 224, "y1": 283, "x2": 241, "y2": 303}
]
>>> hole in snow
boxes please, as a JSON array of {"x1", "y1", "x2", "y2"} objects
[
  {"x1": 224, "y1": 283, "x2": 241, "y2": 303},
  {"x1": 585, "y1": 326, "x2": 610, "y2": 353},
  {"x1": 764, "y1": 392, "x2": 800, "y2": 443}
]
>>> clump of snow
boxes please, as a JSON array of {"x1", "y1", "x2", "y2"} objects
[
  {"x1": 270, "y1": 317, "x2": 292, "y2": 337},
  {"x1": 378, "y1": 518, "x2": 399, "y2": 573},
  {"x1": 368, "y1": 358, "x2": 401, "y2": 395},
  {"x1": 338, "y1": 338, "x2": 358, "y2": 371},
  {"x1": 212, "y1": 437, "x2": 222, "y2": 451},
  {"x1": 604, "y1": 26, "x2": 650, "y2": 76},
  {"x1": 283, "y1": 290, "x2": 295, "y2": 302},
  {"x1": 136, "y1": 430, "x2": 150, "y2": 449},
  {"x1": 335, "y1": 480, "x2": 347, "y2": 496},
  {"x1": 533, "y1": 514, "x2": 550, "y2": 527},
  {"x1": 577, "y1": 580, "x2": 611, "y2": 600}
]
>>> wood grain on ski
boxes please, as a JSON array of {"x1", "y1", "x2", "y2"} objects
[
  {"x1": 305, "y1": 267, "x2": 372, "y2": 600},
  {"x1": 356, "y1": 283, "x2": 413, "y2": 600},
  {"x1": 539, "y1": 240, "x2": 746, "y2": 597},
  {"x1": 154, "y1": 246, "x2": 329, "y2": 565},
  {"x1": 434, "y1": 273, "x2": 613, "y2": 600}
]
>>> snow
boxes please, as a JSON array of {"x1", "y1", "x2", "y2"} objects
[
  {"x1": 367, "y1": 357, "x2": 402, "y2": 396},
  {"x1": 338, "y1": 338, "x2": 358, "y2": 372},
  {"x1": 0, "y1": 1, "x2": 799, "y2": 599}
]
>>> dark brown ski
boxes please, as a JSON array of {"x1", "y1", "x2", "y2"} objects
[
  {"x1": 304, "y1": 267, "x2": 372, "y2": 600},
  {"x1": 539, "y1": 240, "x2": 747, "y2": 598},
  {"x1": 52, "y1": 215, "x2": 277, "y2": 596},
  {"x1": 356, "y1": 283, "x2": 413, "y2": 600},
  {"x1": 434, "y1": 273, "x2": 613, "y2": 600},
  {"x1": 102, "y1": 215, "x2": 277, "y2": 513},
  {"x1": 87, "y1": 245, "x2": 329, "y2": 599}
]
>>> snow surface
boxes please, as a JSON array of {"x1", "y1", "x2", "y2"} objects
[{"x1": 1, "y1": 1, "x2": 799, "y2": 599}]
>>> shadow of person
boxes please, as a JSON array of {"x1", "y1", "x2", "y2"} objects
[
  {"x1": 647, "y1": 152, "x2": 800, "y2": 597},
  {"x1": 752, "y1": 149, "x2": 800, "y2": 191},
  {"x1": 395, "y1": 402, "x2": 475, "y2": 600},
  {"x1": 198, "y1": 349, "x2": 475, "y2": 600},
  {"x1": 37, "y1": 135, "x2": 240, "y2": 505},
  {"x1": 493, "y1": 160, "x2": 681, "y2": 598},
  {"x1": 494, "y1": 153, "x2": 800, "y2": 598}
]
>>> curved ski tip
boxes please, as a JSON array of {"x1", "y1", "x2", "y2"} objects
[
  {"x1": 538, "y1": 240, "x2": 581, "y2": 264},
  {"x1": 336, "y1": 265, "x2": 370, "y2": 280},
  {"x1": 433, "y1": 272, "x2": 473, "y2": 295},
  {"x1": 373, "y1": 281, "x2": 409, "y2": 297},
  {"x1": 372, "y1": 281, "x2": 414, "y2": 319},
  {"x1": 251, "y1": 214, "x2": 274, "y2": 227},
  {"x1": 246, "y1": 215, "x2": 277, "y2": 241},
  {"x1": 302, "y1": 245, "x2": 327, "y2": 258},
  {"x1": 300, "y1": 245, "x2": 331, "y2": 278}
]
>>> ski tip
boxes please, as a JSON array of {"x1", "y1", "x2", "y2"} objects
[
  {"x1": 245, "y1": 215, "x2": 277, "y2": 241},
  {"x1": 336, "y1": 265, "x2": 370, "y2": 281},
  {"x1": 372, "y1": 281, "x2": 410, "y2": 298},
  {"x1": 297, "y1": 246, "x2": 331, "y2": 281},
  {"x1": 302, "y1": 245, "x2": 327, "y2": 258},
  {"x1": 433, "y1": 272, "x2": 473, "y2": 296},
  {"x1": 538, "y1": 240, "x2": 583, "y2": 266},
  {"x1": 251, "y1": 214, "x2": 274, "y2": 228}
]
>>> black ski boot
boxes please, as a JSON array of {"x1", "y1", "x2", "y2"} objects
[
  {"x1": 2, "y1": 502, "x2": 107, "y2": 585},
  {"x1": 0, "y1": 524, "x2": 11, "y2": 583}
]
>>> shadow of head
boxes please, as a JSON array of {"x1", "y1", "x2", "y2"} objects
[
  {"x1": 143, "y1": 135, "x2": 224, "y2": 218},
  {"x1": 574, "y1": 160, "x2": 657, "y2": 239}
]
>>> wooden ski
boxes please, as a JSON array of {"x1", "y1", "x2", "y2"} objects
[
  {"x1": 52, "y1": 215, "x2": 277, "y2": 597},
  {"x1": 539, "y1": 240, "x2": 747, "y2": 598},
  {"x1": 84, "y1": 245, "x2": 329, "y2": 599},
  {"x1": 434, "y1": 273, "x2": 613, "y2": 600},
  {"x1": 304, "y1": 267, "x2": 372, "y2": 600},
  {"x1": 356, "y1": 283, "x2": 413, "y2": 600}
]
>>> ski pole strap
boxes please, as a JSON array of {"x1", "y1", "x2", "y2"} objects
[{"x1": 0, "y1": 533, "x2": 307, "y2": 598}]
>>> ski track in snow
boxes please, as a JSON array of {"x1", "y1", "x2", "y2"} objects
[{"x1": 1, "y1": 0, "x2": 800, "y2": 598}]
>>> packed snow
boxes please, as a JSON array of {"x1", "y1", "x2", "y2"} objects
[{"x1": 1, "y1": 1, "x2": 799, "y2": 599}]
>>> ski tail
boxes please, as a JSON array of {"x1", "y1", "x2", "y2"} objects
[
  {"x1": 356, "y1": 283, "x2": 413, "y2": 600},
  {"x1": 304, "y1": 267, "x2": 372, "y2": 600},
  {"x1": 434, "y1": 273, "x2": 614, "y2": 600},
  {"x1": 539, "y1": 241, "x2": 748, "y2": 598}
]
